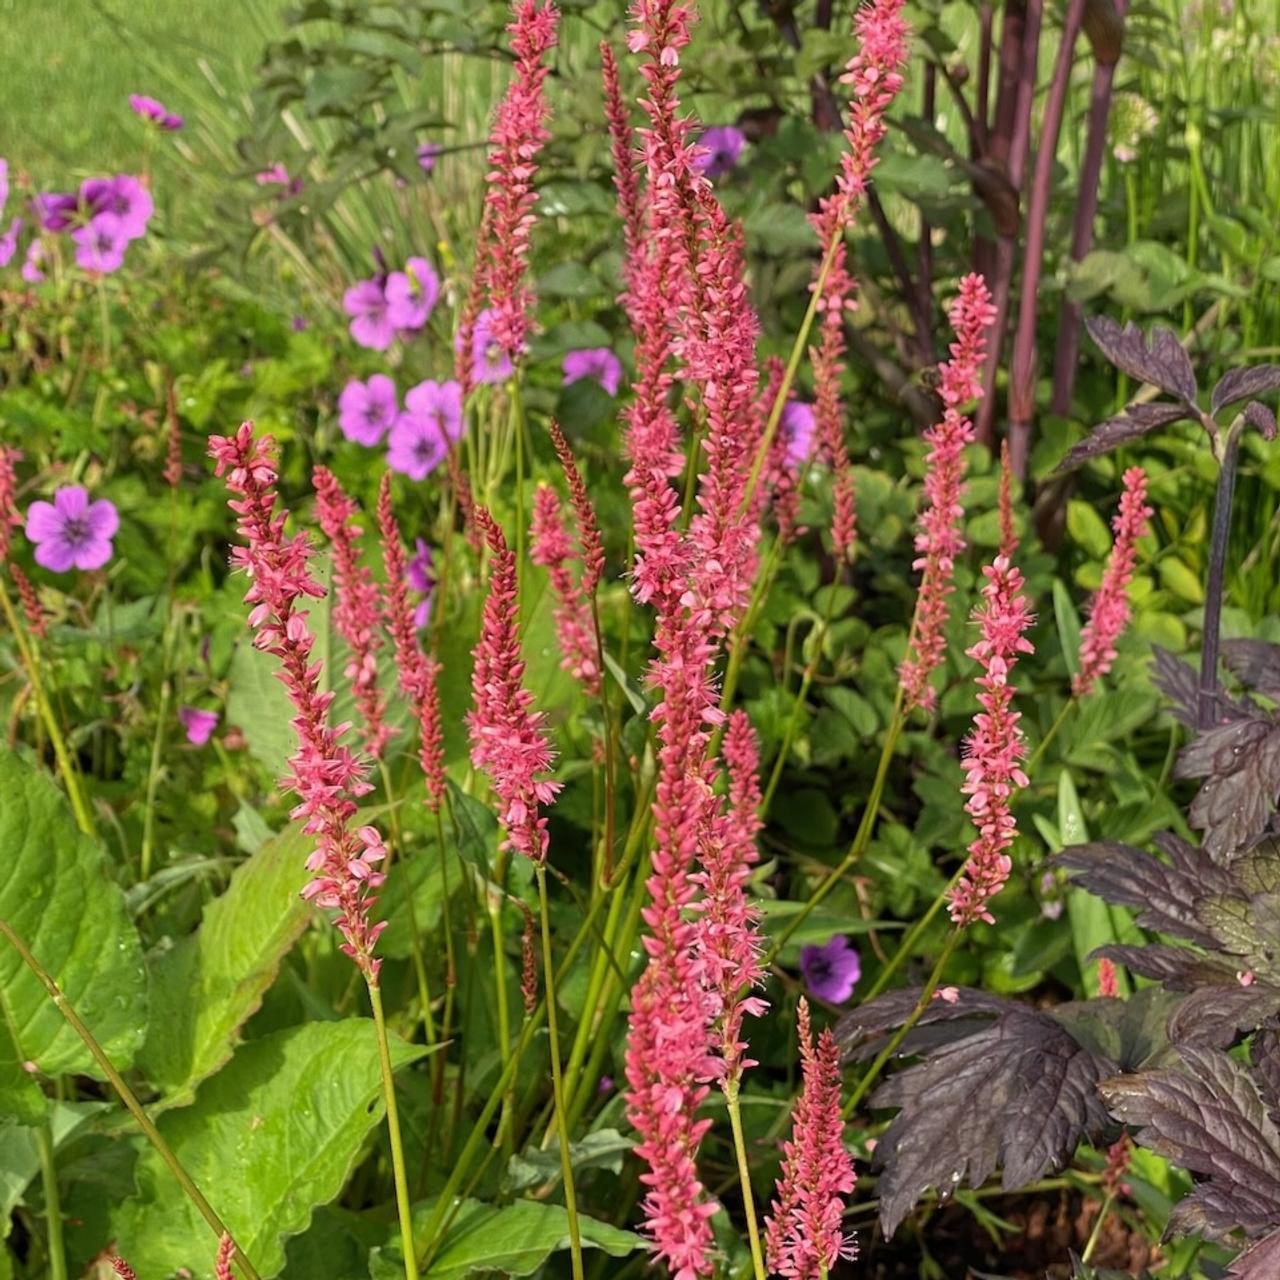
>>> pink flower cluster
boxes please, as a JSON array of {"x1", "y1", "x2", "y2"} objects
[
  {"x1": 209, "y1": 424, "x2": 387, "y2": 980},
  {"x1": 812, "y1": 250, "x2": 857, "y2": 564},
  {"x1": 948, "y1": 553, "x2": 1035, "y2": 928},
  {"x1": 313, "y1": 467, "x2": 393, "y2": 760},
  {"x1": 530, "y1": 483, "x2": 601, "y2": 696},
  {"x1": 475, "y1": 0, "x2": 559, "y2": 361},
  {"x1": 1073, "y1": 466, "x2": 1152, "y2": 697},
  {"x1": 0, "y1": 445, "x2": 19, "y2": 562},
  {"x1": 764, "y1": 999, "x2": 858, "y2": 1279},
  {"x1": 377, "y1": 476, "x2": 446, "y2": 811},
  {"x1": 467, "y1": 507, "x2": 562, "y2": 861},
  {"x1": 900, "y1": 273, "x2": 998, "y2": 713}
]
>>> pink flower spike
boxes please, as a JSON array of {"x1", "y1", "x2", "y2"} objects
[
  {"x1": 111, "y1": 1258, "x2": 137, "y2": 1280},
  {"x1": 1073, "y1": 466, "x2": 1153, "y2": 697},
  {"x1": 764, "y1": 999, "x2": 859, "y2": 1279},
  {"x1": 214, "y1": 1234, "x2": 235, "y2": 1280},
  {"x1": 530, "y1": 484, "x2": 601, "y2": 696},
  {"x1": 947, "y1": 552, "x2": 1035, "y2": 928},
  {"x1": 467, "y1": 506, "x2": 562, "y2": 862},
  {"x1": 209, "y1": 424, "x2": 387, "y2": 981},
  {"x1": 313, "y1": 466, "x2": 393, "y2": 761},
  {"x1": 899, "y1": 273, "x2": 998, "y2": 714}
]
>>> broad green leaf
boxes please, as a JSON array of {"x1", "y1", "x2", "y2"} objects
[
  {"x1": 116, "y1": 1020, "x2": 427, "y2": 1280},
  {"x1": 0, "y1": 746, "x2": 147, "y2": 1095},
  {"x1": 1057, "y1": 771, "x2": 1134, "y2": 997},
  {"x1": 1067, "y1": 499, "x2": 1113, "y2": 559},
  {"x1": 137, "y1": 828, "x2": 313, "y2": 1106},
  {"x1": 369, "y1": 1198, "x2": 644, "y2": 1279},
  {"x1": 0, "y1": 1102, "x2": 107, "y2": 1239},
  {"x1": 1053, "y1": 579, "x2": 1083, "y2": 680},
  {"x1": 506, "y1": 1129, "x2": 633, "y2": 1192}
]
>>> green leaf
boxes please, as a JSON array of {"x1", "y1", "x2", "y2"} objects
[
  {"x1": 1053, "y1": 580, "x2": 1083, "y2": 680},
  {"x1": 1067, "y1": 499, "x2": 1113, "y2": 559},
  {"x1": 1057, "y1": 770, "x2": 1134, "y2": 997},
  {"x1": 116, "y1": 1020, "x2": 427, "y2": 1280},
  {"x1": 370, "y1": 1198, "x2": 644, "y2": 1279},
  {"x1": 0, "y1": 747, "x2": 147, "y2": 1101},
  {"x1": 536, "y1": 262, "x2": 601, "y2": 300},
  {"x1": 137, "y1": 828, "x2": 313, "y2": 1107},
  {"x1": 1157, "y1": 555, "x2": 1205, "y2": 604},
  {"x1": 506, "y1": 1129, "x2": 633, "y2": 1192},
  {"x1": 0, "y1": 1102, "x2": 106, "y2": 1238}
]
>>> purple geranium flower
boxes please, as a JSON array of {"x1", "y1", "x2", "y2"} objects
[
  {"x1": 72, "y1": 213, "x2": 128, "y2": 274},
  {"x1": 81, "y1": 176, "x2": 153, "y2": 241},
  {"x1": 563, "y1": 347, "x2": 623, "y2": 397},
  {"x1": 21, "y1": 239, "x2": 45, "y2": 283},
  {"x1": 255, "y1": 164, "x2": 304, "y2": 196},
  {"x1": 343, "y1": 278, "x2": 397, "y2": 351},
  {"x1": 403, "y1": 378, "x2": 464, "y2": 445},
  {"x1": 178, "y1": 706, "x2": 219, "y2": 745},
  {"x1": 130, "y1": 94, "x2": 183, "y2": 130},
  {"x1": 417, "y1": 142, "x2": 441, "y2": 174},
  {"x1": 387, "y1": 412, "x2": 448, "y2": 481},
  {"x1": 799, "y1": 935, "x2": 861, "y2": 1004},
  {"x1": 337, "y1": 374, "x2": 398, "y2": 446},
  {"x1": 407, "y1": 538, "x2": 435, "y2": 629},
  {"x1": 385, "y1": 256, "x2": 440, "y2": 332},
  {"x1": 26, "y1": 487, "x2": 119, "y2": 573},
  {"x1": 31, "y1": 192, "x2": 78, "y2": 232},
  {"x1": 0, "y1": 218, "x2": 19, "y2": 268},
  {"x1": 781, "y1": 399, "x2": 817, "y2": 468},
  {"x1": 694, "y1": 125, "x2": 746, "y2": 178},
  {"x1": 456, "y1": 308, "x2": 514, "y2": 385}
]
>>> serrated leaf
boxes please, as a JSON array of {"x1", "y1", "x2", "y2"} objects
[
  {"x1": 869, "y1": 1005, "x2": 1113, "y2": 1236},
  {"x1": 1212, "y1": 365, "x2": 1280, "y2": 414},
  {"x1": 1222, "y1": 639, "x2": 1280, "y2": 700},
  {"x1": 1085, "y1": 316, "x2": 1198, "y2": 404},
  {"x1": 1055, "y1": 402, "x2": 1191, "y2": 473},
  {"x1": 1101, "y1": 1043, "x2": 1280, "y2": 1241},
  {"x1": 115, "y1": 1020, "x2": 427, "y2": 1279},
  {"x1": 0, "y1": 747, "x2": 147, "y2": 1093},
  {"x1": 370, "y1": 1197, "x2": 643, "y2": 1279},
  {"x1": 137, "y1": 828, "x2": 313, "y2": 1106}
]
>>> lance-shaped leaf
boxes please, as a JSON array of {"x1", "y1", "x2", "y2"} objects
[
  {"x1": 868, "y1": 1005, "x2": 1113, "y2": 1237},
  {"x1": 114, "y1": 1019, "x2": 427, "y2": 1279},
  {"x1": 1175, "y1": 719, "x2": 1280, "y2": 862},
  {"x1": 0, "y1": 746, "x2": 147, "y2": 1101},
  {"x1": 1245, "y1": 400, "x2": 1278, "y2": 439},
  {"x1": 137, "y1": 827, "x2": 312, "y2": 1108},
  {"x1": 1212, "y1": 365, "x2": 1280, "y2": 414},
  {"x1": 1223, "y1": 640, "x2": 1280, "y2": 702},
  {"x1": 1056, "y1": 402, "x2": 1192, "y2": 473},
  {"x1": 1086, "y1": 316, "x2": 1198, "y2": 404},
  {"x1": 1101, "y1": 1044, "x2": 1280, "y2": 1241}
]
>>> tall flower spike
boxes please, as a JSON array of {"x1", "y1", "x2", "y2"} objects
[
  {"x1": 530, "y1": 484, "x2": 601, "y2": 696},
  {"x1": 601, "y1": 41, "x2": 644, "y2": 276},
  {"x1": 376, "y1": 475, "x2": 447, "y2": 812},
  {"x1": 0, "y1": 445, "x2": 20, "y2": 562},
  {"x1": 1073, "y1": 466, "x2": 1152, "y2": 698},
  {"x1": 548, "y1": 421, "x2": 605, "y2": 593},
  {"x1": 210, "y1": 424, "x2": 388, "y2": 980},
  {"x1": 764, "y1": 999, "x2": 858, "y2": 1279},
  {"x1": 948, "y1": 552, "x2": 1035, "y2": 928},
  {"x1": 813, "y1": 250, "x2": 857, "y2": 565},
  {"x1": 10, "y1": 563, "x2": 48, "y2": 639},
  {"x1": 313, "y1": 467, "x2": 393, "y2": 761},
  {"x1": 475, "y1": 0, "x2": 559, "y2": 361},
  {"x1": 899, "y1": 273, "x2": 998, "y2": 714},
  {"x1": 468, "y1": 507, "x2": 562, "y2": 861},
  {"x1": 214, "y1": 1234, "x2": 235, "y2": 1280},
  {"x1": 111, "y1": 1259, "x2": 137, "y2": 1280}
]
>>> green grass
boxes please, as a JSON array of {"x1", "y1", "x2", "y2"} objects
[{"x1": 0, "y1": 0, "x2": 287, "y2": 180}]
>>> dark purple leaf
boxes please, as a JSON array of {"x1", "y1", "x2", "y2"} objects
[
  {"x1": 1175, "y1": 719, "x2": 1280, "y2": 862},
  {"x1": 1092, "y1": 942, "x2": 1238, "y2": 989},
  {"x1": 1167, "y1": 985, "x2": 1280, "y2": 1048},
  {"x1": 1212, "y1": 365, "x2": 1280, "y2": 414},
  {"x1": 1245, "y1": 400, "x2": 1278, "y2": 440},
  {"x1": 1229, "y1": 1228, "x2": 1280, "y2": 1279},
  {"x1": 1055, "y1": 839, "x2": 1230, "y2": 948},
  {"x1": 1251, "y1": 1029, "x2": 1280, "y2": 1129},
  {"x1": 835, "y1": 986, "x2": 1008, "y2": 1060},
  {"x1": 1223, "y1": 640, "x2": 1280, "y2": 700},
  {"x1": 1101, "y1": 1044, "x2": 1280, "y2": 1240},
  {"x1": 870, "y1": 1007, "x2": 1112, "y2": 1236},
  {"x1": 1086, "y1": 315, "x2": 1199, "y2": 404},
  {"x1": 1055, "y1": 402, "x2": 1192, "y2": 473},
  {"x1": 1151, "y1": 645, "x2": 1204, "y2": 727}
]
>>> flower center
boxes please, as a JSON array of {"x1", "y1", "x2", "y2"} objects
[{"x1": 63, "y1": 516, "x2": 90, "y2": 547}]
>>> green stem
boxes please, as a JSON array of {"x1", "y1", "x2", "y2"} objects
[
  {"x1": 0, "y1": 581, "x2": 96, "y2": 838},
  {"x1": 140, "y1": 678, "x2": 171, "y2": 882},
  {"x1": 537, "y1": 864, "x2": 585, "y2": 1280},
  {"x1": 368, "y1": 982, "x2": 420, "y2": 1280},
  {"x1": 1024, "y1": 698, "x2": 1075, "y2": 777},
  {"x1": 842, "y1": 929, "x2": 960, "y2": 1120},
  {"x1": 487, "y1": 847, "x2": 515, "y2": 1153},
  {"x1": 0, "y1": 916, "x2": 260, "y2": 1280},
  {"x1": 725, "y1": 1076, "x2": 768, "y2": 1280},
  {"x1": 862, "y1": 864, "x2": 966, "y2": 1003},
  {"x1": 36, "y1": 1124, "x2": 68, "y2": 1280},
  {"x1": 1080, "y1": 1191, "x2": 1115, "y2": 1265}
]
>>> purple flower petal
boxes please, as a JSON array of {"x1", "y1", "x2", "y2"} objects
[
  {"x1": 26, "y1": 487, "x2": 117, "y2": 574},
  {"x1": 178, "y1": 706, "x2": 219, "y2": 746},
  {"x1": 693, "y1": 125, "x2": 747, "y2": 178},
  {"x1": 337, "y1": 374, "x2": 398, "y2": 446},
  {"x1": 563, "y1": 347, "x2": 623, "y2": 397},
  {"x1": 799, "y1": 936, "x2": 861, "y2": 1004}
]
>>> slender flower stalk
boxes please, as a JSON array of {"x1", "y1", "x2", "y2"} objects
[
  {"x1": 948, "y1": 553, "x2": 1035, "y2": 927},
  {"x1": 600, "y1": 40, "x2": 644, "y2": 277},
  {"x1": 899, "y1": 274, "x2": 998, "y2": 713},
  {"x1": 313, "y1": 467, "x2": 393, "y2": 761},
  {"x1": 764, "y1": 999, "x2": 858, "y2": 1279},
  {"x1": 812, "y1": 251, "x2": 857, "y2": 565},
  {"x1": 209, "y1": 425, "x2": 388, "y2": 978},
  {"x1": 530, "y1": 484, "x2": 601, "y2": 696},
  {"x1": 1073, "y1": 466, "x2": 1152, "y2": 697},
  {"x1": 473, "y1": 0, "x2": 559, "y2": 362},
  {"x1": 548, "y1": 421, "x2": 604, "y2": 593},
  {"x1": 376, "y1": 475, "x2": 446, "y2": 811}
]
